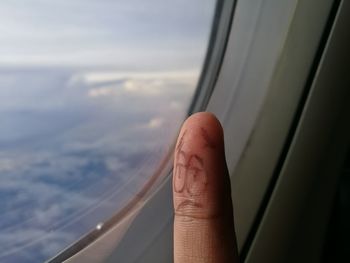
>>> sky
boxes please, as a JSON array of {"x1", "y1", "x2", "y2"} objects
[
  {"x1": 0, "y1": 0, "x2": 216, "y2": 262},
  {"x1": 0, "y1": 0, "x2": 215, "y2": 69}
]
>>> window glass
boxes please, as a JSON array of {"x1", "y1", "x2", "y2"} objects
[{"x1": 0, "y1": 0, "x2": 216, "y2": 262}]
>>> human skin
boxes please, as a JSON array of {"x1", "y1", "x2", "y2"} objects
[{"x1": 173, "y1": 112, "x2": 239, "y2": 263}]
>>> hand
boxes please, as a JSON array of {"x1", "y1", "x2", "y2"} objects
[{"x1": 173, "y1": 112, "x2": 239, "y2": 263}]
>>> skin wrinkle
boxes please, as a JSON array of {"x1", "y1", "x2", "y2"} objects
[{"x1": 175, "y1": 217, "x2": 228, "y2": 263}]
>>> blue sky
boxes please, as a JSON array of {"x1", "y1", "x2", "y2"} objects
[{"x1": 0, "y1": 0, "x2": 216, "y2": 261}]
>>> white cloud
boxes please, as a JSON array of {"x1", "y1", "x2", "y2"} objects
[
  {"x1": 76, "y1": 70, "x2": 199, "y2": 85},
  {"x1": 0, "y1": 158, "x2": 16, "y2": 172},
  {"x1": 88, "y1": 87, "x2": 115, "y2": 98},
  {"x1": 122, "y1": 79, "x2": 162, "y2": 96},
  {"x1": 147, "y1": 117, "x2": 164, "y2": 129}
]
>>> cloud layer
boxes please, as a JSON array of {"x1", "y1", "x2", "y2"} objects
[{"x1": 0, "y1": 67, "x2": 198, "y2": 262}]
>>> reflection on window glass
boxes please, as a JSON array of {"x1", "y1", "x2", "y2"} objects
[{"x1": 0, "y1": 0, "x2": 216, "y2": 262}]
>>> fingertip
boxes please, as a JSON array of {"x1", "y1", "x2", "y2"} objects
[
  {"x1": 177, "y1": 112, "x2": 224, "y2": 151},
  {"x1": 173, "y1": 111, "x2": 228, "y2": 219},
  {"x1": 182, "y1": 112, "x2": 224, "y2": 136}
]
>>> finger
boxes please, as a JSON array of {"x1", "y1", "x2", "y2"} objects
[{"x1": 173, "y1": 112, "x2": 238, "y2": 263}]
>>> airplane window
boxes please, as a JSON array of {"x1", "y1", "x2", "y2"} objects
[{"x1": 0, "y1": 0, "x2": 217, "y2": 262}]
